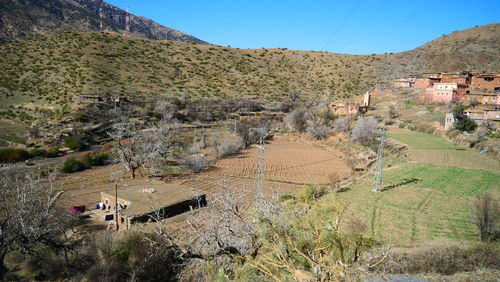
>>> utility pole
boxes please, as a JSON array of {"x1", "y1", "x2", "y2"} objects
[
  {"x1": 99, "y1": 6, "x2": 104, "y2": 31},
  {"x1": 123, "y1": 4, "x2": 131, "y2": 36},
  {"x1": 372, "y1": 127, "x2": 386, "y2": 192},
  {"x1": 256, "y1": 137, "x2": 265, "y2": 205},
  {"x1": 115, "y1": 181, "x2": 119, "y2": 230}
]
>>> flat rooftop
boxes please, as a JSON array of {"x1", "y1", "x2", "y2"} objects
[{"x1": 101, "y1": 178, "x2": 205, "y2": 217}]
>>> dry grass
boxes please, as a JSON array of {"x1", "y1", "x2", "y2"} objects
[{"x1": 375, "y1": 242, "x2": 500, "y2": 275}]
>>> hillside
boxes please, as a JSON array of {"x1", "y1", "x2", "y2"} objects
[
  {"x1": 0, "y1": 24, "x2": 498, "y2": 128},
  {"x1": 0, "y1": 0, "x2": 207, "y2": 44},
  {"x1": 0, "y1": 31, "x2": 380, "y2": 110},
  {"x1": 375, "y1": 23, "x2": 500, "y2": 79}
]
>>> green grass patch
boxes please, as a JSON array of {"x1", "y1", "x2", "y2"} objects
[
  {"x1": 0, "y1": 120, "x2": 26, "y2": 145},
  {"x1": 324, "y1": 163, "x2": 499, "y2": 244},
  {"x1": 383, "y1": 163, "x2": 499, "y2": 196},
  {"x1": 389, "y1": 131, "x2": 455, "y2": 150}
]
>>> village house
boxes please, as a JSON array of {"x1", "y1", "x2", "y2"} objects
[
  {"x1": 430, "y1": 83, "x2": 468, "y2": 103},
  {"x1": 421, "y1": 72, "x2": 441, "y2": 79},
  {"x1": 444, "y1": 112, "x2": 455, "y2": 131},
  {"x1": 464, "y1": 92, "x2": 499, "y2": 106},
  {"x1": 329, "y1": 93, "x2": 370, "y2": 116},
  {"x1": 463, "y1": 105, "x2": 500, "y2": 125},
  {"x1": 414, "y1": 76, "x2": 440, "y2": 89},
  {"x1": 392, "y1": 77, "x2": 415, "y2": 88},
  {"x1": 97, "y1": 179, "x2": 206, "y2": 230},
  {"x1": 470, "y1": 73, "x2": 500, "y2": 91},
  {"x1": 77, "y1": 95, "x2": 103, "y2": 104},
  {"x1": 440, "y1": 72, "x2": 473, "y2": 85}
]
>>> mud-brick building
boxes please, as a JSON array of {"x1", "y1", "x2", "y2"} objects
[
  {"x1": 464, "y1": 106, "x2": 500, "y2": 125},
  {"x1": 440, "y1": 72, "x2": 473, "y2": 85},
  {"x1": 414, "y1": 77, "x2": 440, "y2": 89},
  {"x1": 464, "y1": 92, "x2": 499, "y2": 106},
  {"x1": 77, "y1": 95, "x2": 103, "y2": 104},
  {"x1": 431, "y1": 83, "x2": 468, "y2": 103},
  {"x1": 444, "y1": 112, "x2": 455, "y2": 131},
  {"x1": 470, "y1": 73, "x2": 500, "y2": 91},
  {"x1": 99, "y1": 179, "x2": 206, "y2": 230},
  {"x1": 392, "y1": 77, "x2": 415, "y2": 88}
]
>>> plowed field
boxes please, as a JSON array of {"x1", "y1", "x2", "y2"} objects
[{"x1": 200, "y1": 135, "x2": 352, "y2": 186}]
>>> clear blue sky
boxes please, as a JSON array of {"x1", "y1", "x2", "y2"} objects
[{"x1": 106, "y1": 0, "x2": 499, "y2": 55}]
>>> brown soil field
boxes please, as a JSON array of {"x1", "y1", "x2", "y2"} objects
[
  {"x1": 56, "y1": 134, "x2": 353, "y2": 236},
  {"x1": 200, "y1": 134, "x2": 352, "y2": 186},
  {"x1": 57, "y1": 164, "x2": 125, "y2": 210}
]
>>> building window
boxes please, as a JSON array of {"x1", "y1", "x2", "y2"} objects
[{"x1": 484, "y1": 77, "x2": 494, "y2": 82}]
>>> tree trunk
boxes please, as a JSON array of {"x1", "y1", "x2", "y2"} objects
[
  {"x1": 131, "y1": 168, "x2": 136, "y2": 179},
  {"x1": 0, "y1": 251, "x2": 7, "y2": 281}
]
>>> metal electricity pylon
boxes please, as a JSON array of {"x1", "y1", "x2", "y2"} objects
[
  {"x1": 372, "y1": 127, "x2": 387, "y2": 192},
  {"x1": 256, "y1": 137, "x2": 265, "y2": 204}
]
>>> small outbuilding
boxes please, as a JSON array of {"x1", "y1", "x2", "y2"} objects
[{"x1": 99, "y1": 179, "x2": 206, "y2": 230}]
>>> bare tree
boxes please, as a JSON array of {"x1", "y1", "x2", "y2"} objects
[
  {"x1": 187, "y1": 182, "x2": 280, "y2": 261},
  {"x1": 111, "y1": 116, "x2": 179, "y2": 178},
  {"x1": 472, "y1": 192, "x2": 499, "y2": 242},
  {"x1": 111, "y1": 122, "x2": 153, "y2": 179},
  {"x1": 0, "y1": 171, "x2": 69, "y2": 280},
  {"x1": 306, "y1": 122, "x2": 331, "y2": 139},
  {"x1": 147, "y1": 118, "x2": 180, "y2": 176},
  {"x1": 285, "y1": 107, "x2": 308, "y2": 133},
  {"x1": 350, "y1": 117, "x2": 379, "y2": 143},
  {"x1": 333, "y1": 116, "x2": 352, "y2": 132},
  {"x1": 214, "y1": 137, "x2": 244, "y2": 159},
  {"x1": 179, "y1": 155, "x2": 209, "y2": 173},
  {"x1": 235, "y1": 119, "x2": 273, "y2": 148}
]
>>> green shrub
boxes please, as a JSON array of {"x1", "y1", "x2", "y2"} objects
[
  {"x1": 64, "y1": 135, "x2": 85, "y2": 151},
  {"x1": 279, "y1": 194, "x2": 295, "y2": 201},
  {"x1": 30, "y1": 148, "x2": 48, "y2": 157},
  {"x1": 46, "y1": 146, "x2": 60, "y2": 157},
  {"x1": 297, "y1": 185, "x2": 327, "y2": 203},
  {"x1": 452, "y1": 105, "x2": 477, "y2": 133},
  {"x1": 61, "y1": 158, "x2": 86, "y2": 173},
  {"x1": 81, "y1": 152, "x2": 110, "y2": 167},
  {"x1": 0, "y1": 148, "x2": 32, "y2": 163}
]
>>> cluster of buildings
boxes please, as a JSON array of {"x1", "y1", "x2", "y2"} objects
[
  {"x1": 329, "y1": 93, "x2": 371, "y2": 116},
  {"x1": 392, "y1": 72, "x2": 500, "y2": 104},
  {"x1": 392, "y1": 72, "x2": 500, "y2": 126}
]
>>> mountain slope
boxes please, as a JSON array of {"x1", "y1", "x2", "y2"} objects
[
  {"x1": 375, "y1": 23, "x2": 500, "y2": 79},
  {"x1": 0, "y1": 24, "x2": 498, "y2": 125},
  {"x1": 0, "y1": 0, "x2": 208, "y2": 44}
]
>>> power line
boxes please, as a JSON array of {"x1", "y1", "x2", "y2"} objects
[
  {"x1": 339, "y1": 0, "x2": 388, "y2": 53},
  {"x1": 322, "y1": 0, "x2": 363, "y2": 51},
  {"x1": 372, "y1": 127, "x2": 386, "y2": 192},
  {"x1": 370, "y1": 1, "x2": 427, "y2": 54}
]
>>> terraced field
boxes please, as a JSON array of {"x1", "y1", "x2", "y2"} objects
[
  {"x1": 389, "y1": 128, "x2": 500, "y2": 173},
  {"x1": 200, "y1": 135, "x2": 352, "y2": 186},
  {"x1": 319, "y1": 128, "x2": 500, "y2": 244}
]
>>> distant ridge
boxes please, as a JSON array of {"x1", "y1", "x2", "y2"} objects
[
  {"x1": 0, "y1": 23, "x2": 498, "y2": 116},
  {"x1": 0, "y1": 0, "x2": 208, "y2": 44}
]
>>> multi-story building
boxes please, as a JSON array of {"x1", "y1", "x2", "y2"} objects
[
  {"x1": 414, "y1": 77, "x2": 440, "y2": 89},
  {"x1": 470, "y1": 73, "x2": 500, "y2": 91},
  {"x1": 431, "y1": 83, "x2": 468, "y2": 103},
  {"x1": 464, "y1": 92, "x2": 499, "y2": 105},
  {"x1": 440, "y1": 72, "x2": 473, "y2": 85}
]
